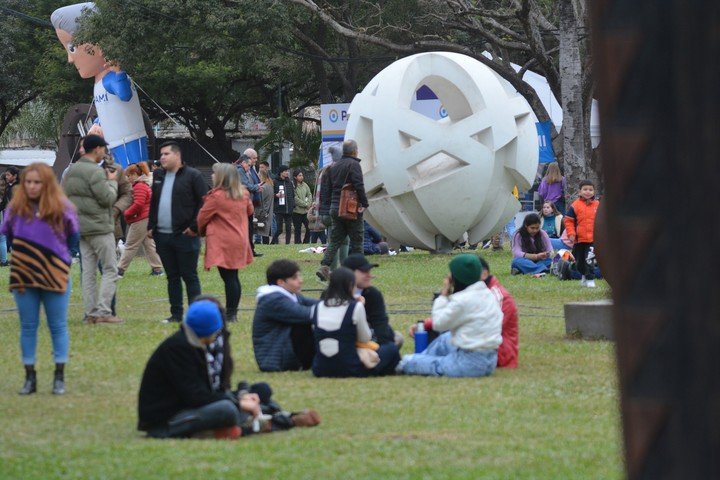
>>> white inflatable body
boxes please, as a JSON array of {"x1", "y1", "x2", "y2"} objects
[{"x1": 345, "y1": 52, "x2": 539, "y2": 251}]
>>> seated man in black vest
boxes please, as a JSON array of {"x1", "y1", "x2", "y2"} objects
[{"x1": 342, "y1": 254, "x2": 404, "y2": 347}]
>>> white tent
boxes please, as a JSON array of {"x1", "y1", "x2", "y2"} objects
[
  {"x1": 519, "y1": 67, "x2": 601, "y2": 148},
  {"x1": 0, "y1": 149, "x2": 56, "y2": 167}
]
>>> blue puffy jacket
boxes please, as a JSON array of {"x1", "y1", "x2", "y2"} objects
[{"x1": 252, "y1": 286, "x2": 318, "y2": 372}]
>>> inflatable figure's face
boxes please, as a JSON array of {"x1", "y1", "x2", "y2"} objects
[{"x1": 55, "y1": 28, "x2": 106, "y2": 79}]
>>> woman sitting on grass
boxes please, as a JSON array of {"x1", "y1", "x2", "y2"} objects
[
  {"x1": 511, "y1": 213, "x2": 554, "y2": 276},
  {"x1": 397, "y1": 254, "x2": 503, "y2": 377},
  {"x1": 312, "y1": 267, "x2": 400, "y2": 377}
]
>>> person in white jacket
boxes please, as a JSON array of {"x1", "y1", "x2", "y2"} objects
[{"x1": 397, "y1": 254, "x2": 503, "y2": 377}]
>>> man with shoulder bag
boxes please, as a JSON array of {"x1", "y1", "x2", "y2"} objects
[{"x1": 316, "y1": 139, "x2": 369, "y2": 281}]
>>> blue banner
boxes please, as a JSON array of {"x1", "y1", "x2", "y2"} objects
[{"x1": 536, "y1": 121, "x2": 555, "y2": 164}]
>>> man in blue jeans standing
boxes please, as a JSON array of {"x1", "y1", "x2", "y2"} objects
[{"x1": 148, "y1": 141, "x2": 208, "y2": 323}]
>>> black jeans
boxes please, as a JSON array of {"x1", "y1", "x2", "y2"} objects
[
  {"x1": 154, "y1": 232, "x2": 201, "y2": 318},
  {"x1": 290, "y1": 324, "x2": 315, "y2": 370},
  {"x1": 146, "y1": 399, "x2": 243, "y2": 438},
  {"x1": 218, "y1": 267, "x2": 241, "y2": 315},
  {"x1": 321, "y1": 211, "x2": 364, "y2": 267},
  {"x1": 292, "y1": 213, "x2": 310, "y2": 244},
  {"x1": 247, "y1": 214, "x2": 256, "y2": 253},
  {"x1": 273, "y1": 213, "x2": 293, "y2": 244},
  {"x1": 573, "y1": 242, "x2": 595, "y2": 280}
]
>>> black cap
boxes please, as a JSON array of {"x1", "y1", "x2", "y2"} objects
[
  {"x1": 342, "y1": 253, "x2": 379, "y2": 272},
  {"x1": 82, "y1": 134, "x2": 109, "y2": 153}
]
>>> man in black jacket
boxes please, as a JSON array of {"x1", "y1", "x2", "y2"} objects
[
  {"x1": 148, "y1": 141, "x2": 208, "y2": 322},
  {"x1": 316, "y1": 139, "x2": 369, "y2": 281},
  {"x1": 342, "y1": 254, "x2": 403, "y2": 347},
  {"x1": 138, "y1": 300, "x2": 249, "y2": 438},
  {"x1": 271, "y1": 165, "x2": 295, "y2": 245}
]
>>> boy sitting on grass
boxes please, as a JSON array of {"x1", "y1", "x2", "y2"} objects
[{"x1": 253, "y1": 260, "x2": 319, "y2": 372}]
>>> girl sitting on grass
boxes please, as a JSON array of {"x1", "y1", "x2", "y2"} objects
[
  {"x1": 540, "y1": 201, "x2": 566, "y2": 251},
  {"x1": 312, "y1": 267, "x2": 400, "y2": 377},
  {"x1": 511, "y1": 213, "x2": 554, "y2": 276}
]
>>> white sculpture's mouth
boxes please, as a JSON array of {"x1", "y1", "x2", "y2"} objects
[{"x1": 345, "y1": 52, "x2": 539, "y2": 252}]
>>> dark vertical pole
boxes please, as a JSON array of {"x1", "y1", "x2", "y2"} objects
[{"x1": 591, "y1": 1, "x2": 720, "y2": 478}]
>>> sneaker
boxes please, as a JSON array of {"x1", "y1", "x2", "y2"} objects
[
  {"x1": 253, "y1": 251, "x2": 264, "y2": 257},
  {"x1": 0, "y1": 261, "x2": 9, "y2": 267},
  {"x1": 95, "y1": 315, "x2": 124, "y2": 324},
  {"x1": 290, "y1": 409, "x2": 321, "y2": 427},
  {"x1": 316, "y1": 265, "x2": 331, "y2": 282},
  {"x1": 150, "y1": 269, "x2": 165, "y2": 276},
  {"x1": 117, "y1": 268, "x2": 124, "y2": 278},
  {"x1": 162, "y1": 316, "x2": 182, "y2": 324},
  {"x1": 510, "y1": 267, "x2": 521, "y2": 276},
  {"x1": 580, "y1": 275, "x2": 587, "y2": 287},
  {"x1": 585, "y1": 279, "x2": 597, "y2": 288},
  {"x1": 532, "y1": 273, "x2": 546, "y2": 278},
  {"x1": 227, "y1": 314, "x2": 238, "y2": 323}
]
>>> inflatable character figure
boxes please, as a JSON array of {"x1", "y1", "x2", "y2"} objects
[{"x1": 52, "y1": 2, "x2": 148, "y2": 168}]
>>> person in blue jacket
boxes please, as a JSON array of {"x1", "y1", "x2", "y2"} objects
[{"x1": 252, "y1": 260, "x2": 319, "y2": 372}]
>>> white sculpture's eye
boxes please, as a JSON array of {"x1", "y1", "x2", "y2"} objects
[
  {"x1": 345, "y1": 52, "x2": 539, "y2": 252},
  {"x1": 66, "y1": 43, "x2": 77, "y2": 54}
]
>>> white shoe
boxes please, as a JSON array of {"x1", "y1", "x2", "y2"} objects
[
  {"x1": 580, "y1": 275, "x2": 587, "y2": 287},
  {"x1": 585, "y1": 280, "x2": 596, "y2": 288}
]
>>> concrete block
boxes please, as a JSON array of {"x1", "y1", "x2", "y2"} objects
[{"x1": 564, "y1": 299, "x2": 614, "y2": 340}]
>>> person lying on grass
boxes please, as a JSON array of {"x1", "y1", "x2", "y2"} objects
[
  {"x1": 312, "y1": 267, "x2": 400, "y2": 377},
  {"x1": 138, "y1": 296, "x2": 320, "y2": 439},
  {"x1": 411, "y1": 255, "x2": 518, "y2": 369},
  {"x1": 253, "y1": 260, "x2": 319, "y2": 372},
  {"x1": 397, "y1": 254, "x2": 503, "y2": 377}
]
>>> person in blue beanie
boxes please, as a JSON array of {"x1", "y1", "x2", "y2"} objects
[{"x1": 138, "y1": 298, "x2": 320, "y2": 439}]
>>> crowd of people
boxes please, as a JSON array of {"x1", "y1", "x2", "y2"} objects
[{"x1": 0, "y1": 137, "x2": 600, "y2": 440}]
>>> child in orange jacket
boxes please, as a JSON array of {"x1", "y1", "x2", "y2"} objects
[{"x1": 564, "y1": 180, "x2": 600, "y2": 288}]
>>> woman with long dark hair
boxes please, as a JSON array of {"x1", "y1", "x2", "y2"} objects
[
  {"x1": 312, "y1": 267, "x2": 399, "y2": 377},
  {"x1": 510, "y1": 213, "x2": 554, "y2": 276},
  {"x1": 0, "y1": 163, "x2": 80, "y2": 395}
]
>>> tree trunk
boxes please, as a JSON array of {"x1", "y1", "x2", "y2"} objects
[{"x1": 559, "y1": 0, "x2": 591, "y2": 200}]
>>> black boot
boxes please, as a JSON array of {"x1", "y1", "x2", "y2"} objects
[
  {"x1": 19, "y1": 365, "x2": 37, "y2": 395},
  {"x1": 52, "y1": 363, "x2": 65, "y2": 395}
]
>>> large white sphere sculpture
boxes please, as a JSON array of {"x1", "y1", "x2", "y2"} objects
[{"x1": 345, "y1": 52, "x2": 539, "y2": 251}]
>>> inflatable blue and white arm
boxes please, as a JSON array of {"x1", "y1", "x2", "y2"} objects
[{"x1": 102, "y1": 71, "x2": 133, "y2": 102}]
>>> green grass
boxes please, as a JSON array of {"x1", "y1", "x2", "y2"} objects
[{"x1": 0, "y1": 246, "x2": 622, "y2": 479}]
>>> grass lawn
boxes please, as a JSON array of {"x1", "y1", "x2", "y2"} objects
[{"x1": 0, "y1": 245, "x2": 622, "y2": 479}]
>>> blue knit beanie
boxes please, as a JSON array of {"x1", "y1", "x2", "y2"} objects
[{"x1": 184, "y1": 300, "x2": 223, "y2": 337}]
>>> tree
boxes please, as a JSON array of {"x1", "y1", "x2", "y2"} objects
[{"x1": 284, "y1": 0, "x2": 599, "y2": 189}]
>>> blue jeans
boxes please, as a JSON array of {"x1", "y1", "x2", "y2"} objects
[
  {"x1": 511, "y1": 257, "x2": 552, "y2": 274},
  {"x1": 13, "y1": 280, "x2": 72, "y2": 365},
  {"x1": 154, "y1": 233, "x2": 201, "y2": 318},
  {"x1": 146, "y1": 399, "x2": 243, "y2": 438},
  {"x1": 0, "y1": 211, "x2": 7, "y2": 263},
  {"x1": 399, "y1": 332, "x2": 497, "y2": 377},
  {"x1": 550, "y1": 238, "x2": 568, "y2": 251}
]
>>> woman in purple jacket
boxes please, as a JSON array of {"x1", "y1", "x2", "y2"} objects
[
  {"x1": 537, "y1": 162, "x2": 566, "y2": 213},
  {"x1": 0, "y1": 163, "x2": 80, "y2": 396},
  {"x1": 510, "y1": 213, "x2": 554, "y2": 276}
]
